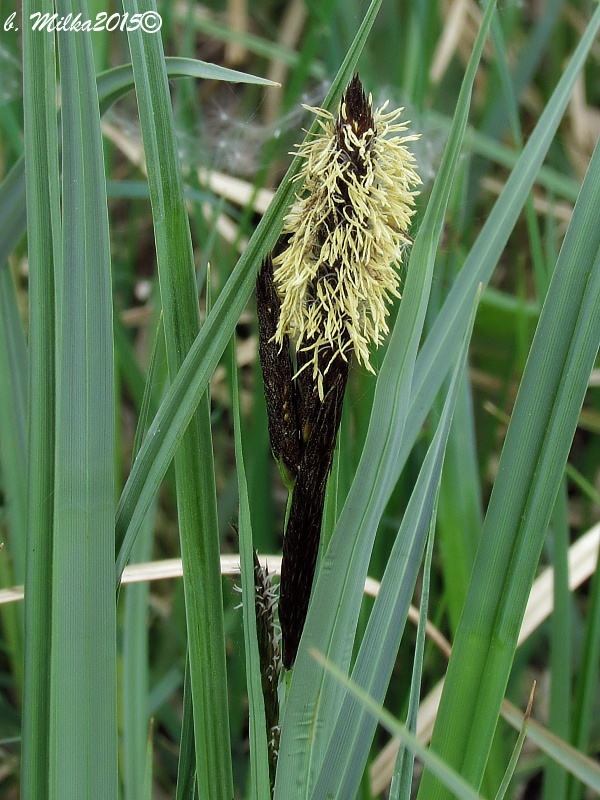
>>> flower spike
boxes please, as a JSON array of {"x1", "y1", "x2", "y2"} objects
[
  {"x1": 273, "y1": 74, "x2": 421, "y2": 398},
  {"x1": 256, "y1": 76, "x2": 420, "y2": 670}
]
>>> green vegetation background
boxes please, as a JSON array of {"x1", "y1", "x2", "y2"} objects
[{"x1": 0, "y1": 0, "x2": 598, "y2": 798}]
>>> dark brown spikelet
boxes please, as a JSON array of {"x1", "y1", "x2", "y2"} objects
[
  {"x1": 253, "y1": 551, "x2": 281, "y2": 793},
  {"x1": 256, "y1": 254, "x2": 301, "y2": 486},
  {"x1": 279, "y1": 358, "x2": 349, "y2": 669},
  {"x1": 336, "y1": 74, "x2": 374, "y2": 144}
]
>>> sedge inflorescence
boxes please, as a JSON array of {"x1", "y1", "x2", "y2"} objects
[{"x1": 273, "y1": 75, "x2": 421, "y2": 398}]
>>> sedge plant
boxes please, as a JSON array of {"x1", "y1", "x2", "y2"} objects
[{"x1": 0, "y1": 1, "x2": 598, "y2": 799}]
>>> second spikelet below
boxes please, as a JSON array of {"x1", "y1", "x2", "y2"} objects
[{"x1": 273, "y1": 75, "x2": 422, "y2": 399}]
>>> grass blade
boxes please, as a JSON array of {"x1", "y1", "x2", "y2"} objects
[
  {"x1": 394, "y1": 513, "x2": 438, "y2": 800},
  {"x1": 567, "y1": 545, "x2": 600, "y2": 799},
  {"x1": 122, "y1": 515, "x2": 153, "y2": 800},
  {"x1": 175, "y1": 659, "x2": 197, "y2": 800},
  {"x1": 310, "y1": 651, "x2": 484, "y2": 800},
  {"x1": 124, "y1": 1, "x2": 233, "y2": 794},
  {"x1": 0, "y1": 160, "x2": 26, "y2": 268},
  {"x1": 232, "y1": 344, "x2": 272, "y2": 800},
  {"x1": 122, "y1": 318, "x2": 163, "y2": 800},
  {"x1": 436, "y1": 372, "x2": 482, "y2": 634},
  {"x1": 0, "y1": 264, "x2": 27, "y2": 586},
  {"x1": 309, "y1": 290, "x2": 480, "y2": 800},
  {"x1": 20, "y1": 2, "x2": 60, "y2": 797},
  {"x1": 502, "y1": 699, "x2": 600, "y2": 794},
  {"x1": 0, "y1": 263, "x2": 27, "y2": 699},
  {"x1": 50, "y1": 0, "x2": 118, "y2": 795},
  {"x1": 494, "y1": 687, "x2": 535, "y2": 800},
  {"x1": 417, "y1": 136, "x2": 600, "y2": 798},
  {"x1": 542, "y1": 480, "x2": 571, "y2": 800}
]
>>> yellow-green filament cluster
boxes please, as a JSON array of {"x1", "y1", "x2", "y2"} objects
[{"x1": 273, "y1": 89, "x2": 421, "y2": 398}]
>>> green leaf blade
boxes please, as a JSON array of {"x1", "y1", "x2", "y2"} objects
[
  {"x1": 21, "y1": 1, "x2": 60, "y2": 796},
  {"x1": 418, "y1": 135, "x2": 600, "y2": 799},
  {"x1": 310, "y1": 289, "x2": 481, "y2": 800},
  {"x1": 49, "y1": 2, "x2": 118, "y2": 797},
  {"x1": 124, "y1": 4, "x2": 235, "y2": 795}
]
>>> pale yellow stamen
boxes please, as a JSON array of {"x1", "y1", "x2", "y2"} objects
[{"x1": 273, "y1": 92, "x2": 421, "y2": 399}]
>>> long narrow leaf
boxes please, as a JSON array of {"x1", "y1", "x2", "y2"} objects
[
  {"x1": 310, "y1": 290, "x2": 480, "y2": 799},
  {"x1": 494, "y1": 689, "x2": 535, "y2": 800},
  {"x1": 232, "y1": 345, "x2": 272, "y2": 800},
  {"x1": 175, "y1": 660, "x2": 197, "y2": 800},
  {"x1": 567, "y1": 543, "x2": 600, "y2": 800},
  {"x1": 0, "y1": 264, "x2": 28, "y2": 586},
  {"x1": 0, "y1": 160, "x2": 27, "y2": 268},
  {"x1": 122, "y1": 318, "x2": 163, "y2": 800},
  {"x1": 311, "y1": 652, "x2": 484, "y2": 800},
  {"x1": 0, "y1": 264, "x2": 27, "y2": 699},
  {"x1": 542, "y1": 481, "x2": 571, "y2": 800},
  {"x1": 124, "y1": 1, "x2": 233, "y2": 794},
  {"x1": 418, "y1": 137, "x2": 600, "y2": 798},
  {"x1": 393, "y1": 514, "x2": 437, "y2": 800},
  {"x1": 50, "y1": 0, "x2": 118, "y2": 796},
  {"x1": 502, "y1": 700, "x2": 600, "y2": 794},
  {"x1": 20, "y1": 2, "x2": 60, "y2": 798}
]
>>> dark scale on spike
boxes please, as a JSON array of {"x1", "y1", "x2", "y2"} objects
[
  {"x1": 335, "y1": 74, "x2": 375, "y2": 156},
  {"x1": 278, "y1": 363, "x2": 349, "y2": 669},
  {"x1": 257, "y1": 245, "x2": 351, "y2": 668},
  {"x1": 256, "y1": 254, "x2": 302, "y2": 486}
]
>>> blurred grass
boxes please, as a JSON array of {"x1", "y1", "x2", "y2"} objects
[{"x1": 1, "y1": 0, "x2": 599, "y2": 798}]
